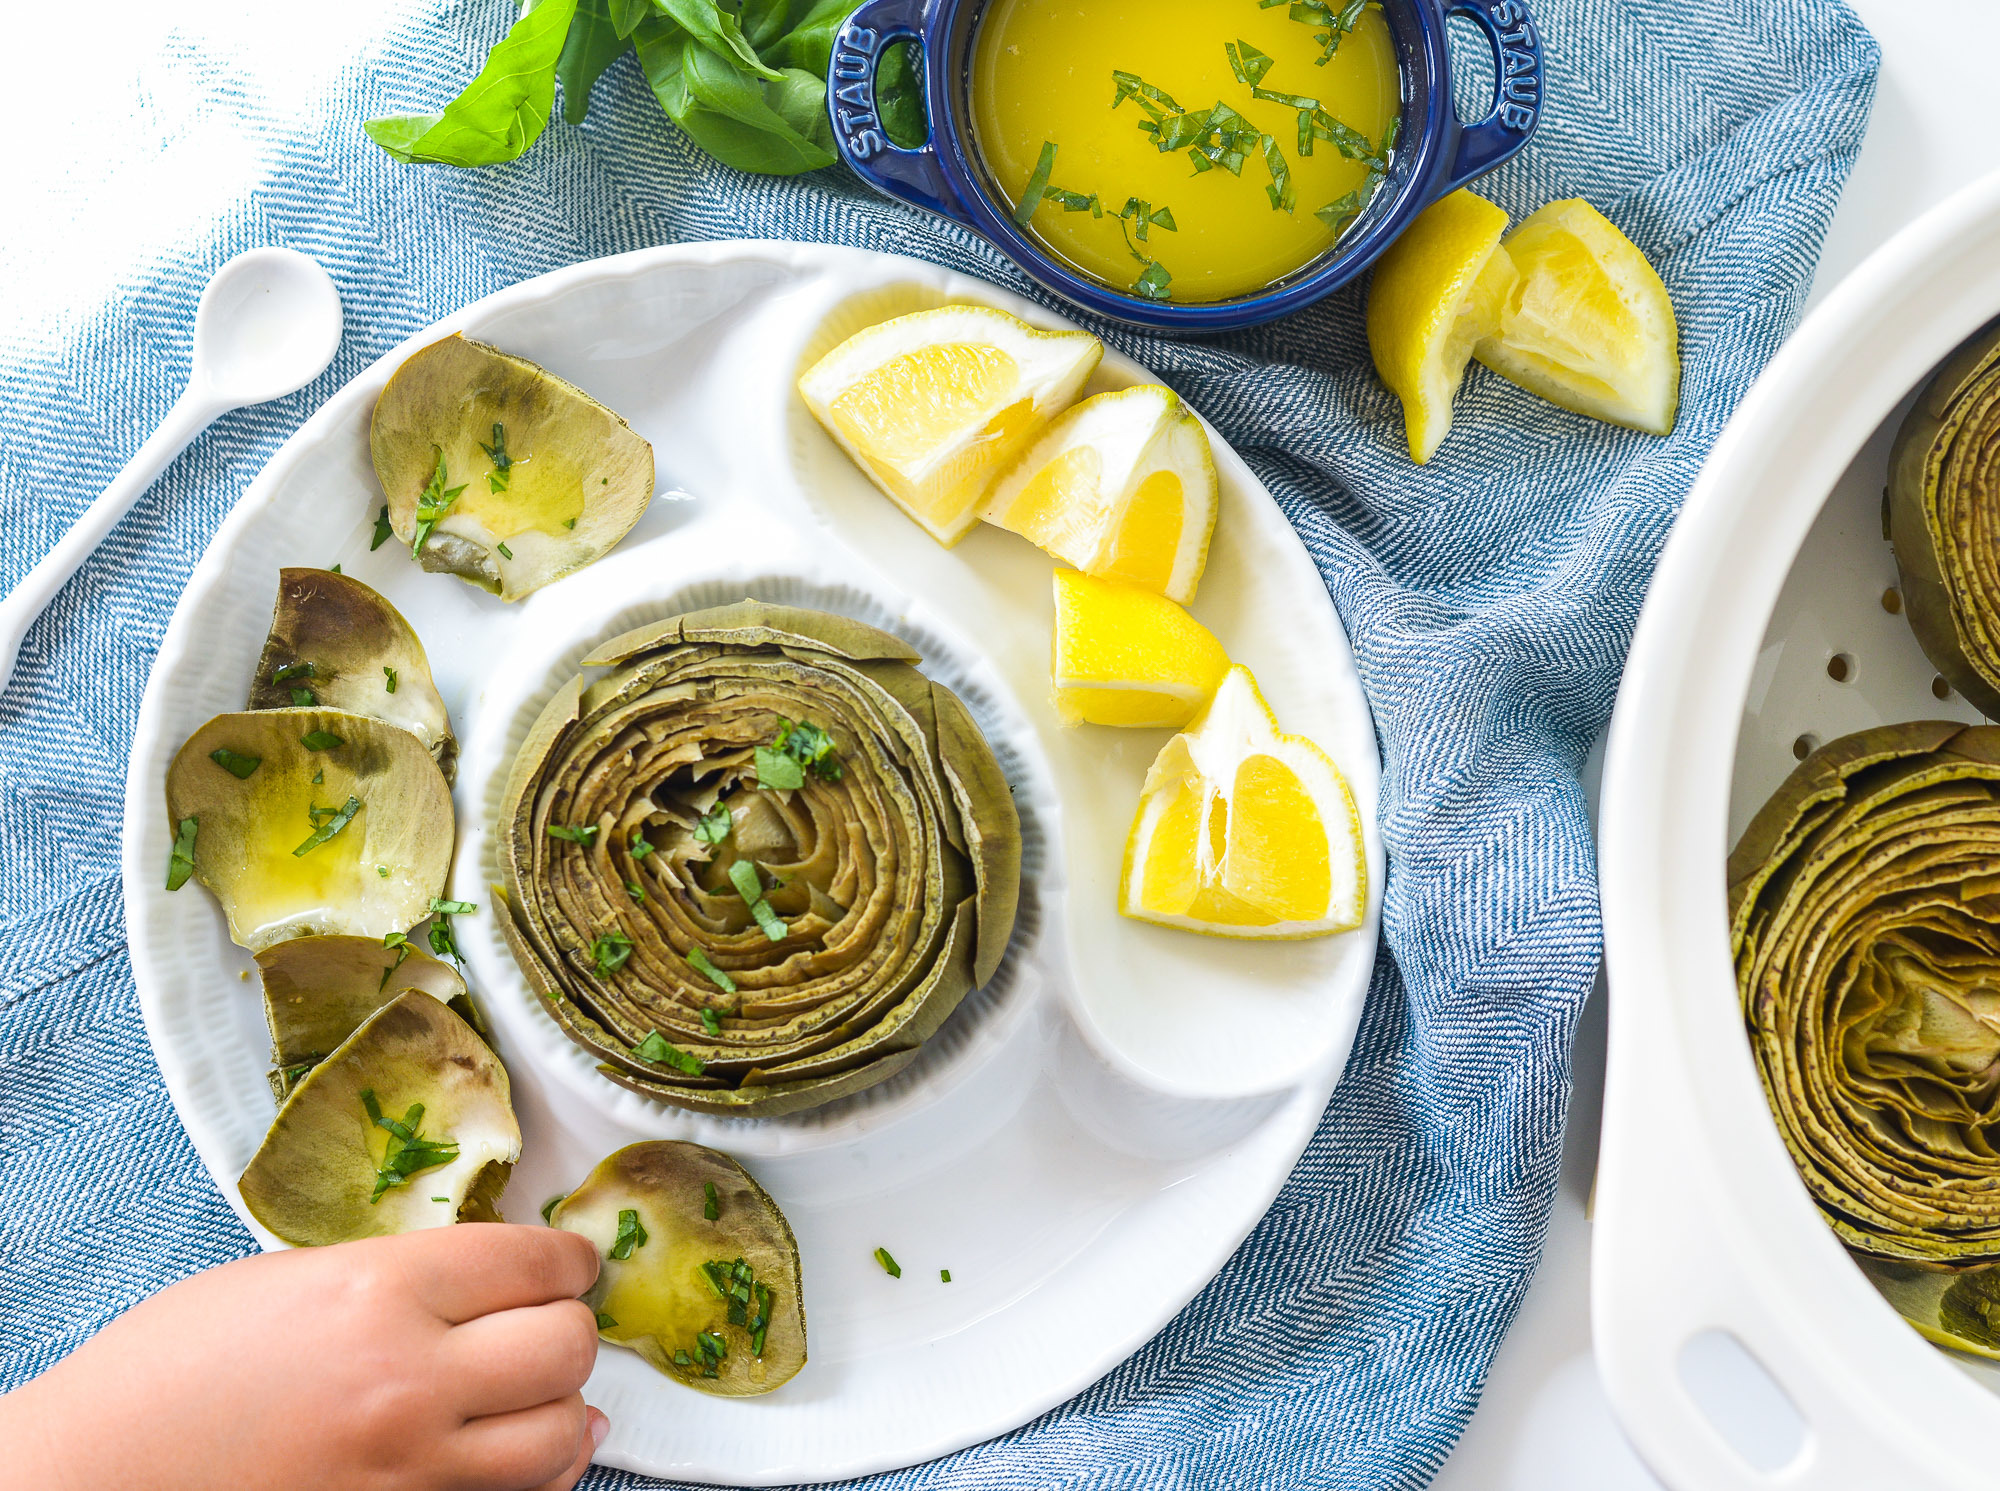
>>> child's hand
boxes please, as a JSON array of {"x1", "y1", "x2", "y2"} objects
[{"x1": 0, "y1": 1223, "x2": 607, "y2": 1491}]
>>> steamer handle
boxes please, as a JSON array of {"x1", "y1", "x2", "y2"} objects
[{"x1": 1438, "y1": 0, "x2": 1543, "y2": 196}]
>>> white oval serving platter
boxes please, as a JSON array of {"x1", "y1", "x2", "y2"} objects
[
  {"x1": 121, "y1": 241, "x2": 1382, "y2": 1484},
  {"x1": 1597, "y1": 171, "x2": 2000, "y2": 1489}
]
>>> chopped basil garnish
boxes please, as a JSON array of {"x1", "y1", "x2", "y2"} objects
[
  {"x1": 703, "y1": 1181, "x2": 719, "y2": 1221},
  {"x1": 941, "y1": 1268, "x2": 952, "y2": 1282},
  {"x1": 547, "y1": 823, "x2": 600, "y2": 844},
  {"x1": 1134, "y1": 262, "x2": 1173, "y2": 300},
  {"x1": 596, "y1": 1311, "x2": 618, "y2": 1331},
  {"x1": 692, "y1": 800, "x2": 733, "y2": 845},
  {"x1": 430, "y1": 897, "x2": 476, "y2": 916},
  {"x1": 629, "y1": 833, "x2": 655, "y2": 859},
  {"x1": 371, "y1": 505, "x2": 395, "y2": 551},
  {"x1": 632, "y1": 1028, "x2": 706, "y2": 1074},
  {"x1": 383, "y1": 665, "x2": 397, "y2": 694},
  {"x1": 271, "y1": 661, "x2": 315, "y2": 685},
  {"x1": 377, "y1": 865, "x2": 390, "y2": 878},
  {"x1": 300, "y1": 730, "x2": 345, "y2": 751},
  {"x1": 429, "y1": 915, "x2": 463, "y2": 964},
  {"x1": 166, "y1": 816, "x2": 198, "y2": 890},
  {"x1": 541, "y1": 1195, "x2": 563, "y2": 1223},
  {"x1": 495, "y1": 541, "x2": 513, "y2": 560},
  {"x1": 1014, "y1": 139, "x2": 1058, "y2": 226},
  {"x1": 754, "y1": 745, "x2": 805, "y2": 791},
  {"x1": 874, "y1": 1246, "x2": 901, "y2": 1278},
  {"x1": 699, "y1": 1006, "x2": 723, "y2": 1037},
  {"x1": 311, "y1": 769, "x2": 324, "y2": 784},
  {"x1": 625, "y1": 880, "x2": 645, "y2": 902},
  {"x1": 1225, "y1": 38, "x2": 1274, "y2": 85},
  {"x1": 479, "y1": 422, "x2": 513, "y2": 494},
  {"x1": 293, "y1": 796, "x2": 361, "y2": 856},
  {"x1": 610, "y1": 1206, "x2": 648, "y2": 1260},
  {"x1": 727, "y1": 859, "x2": 788, "y2": 942},
  {"x1": 773, "y1": 718, "x2": 842, "y2": 780},
  {"x1": 410, "y1": 446, "x2": 467, "y2": 557},
  {"x1": 361, "y1": 1088, "x2": 460, "y2": 1203},
  {"x1": 591, "y1": 929, "x2": 634, "y2": 977},
  {"x1": 209, "y1": 747, "x2": 261, "y2": 779},
  {"x1": 686, "y1": 947, "x2": 736, "y2": 994},
  {"x1": 289, "y1": 687, "x2": 316, "y2": 707}
]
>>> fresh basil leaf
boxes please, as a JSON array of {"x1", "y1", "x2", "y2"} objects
[
  {"x1": 734, "y1": 0, "x2": 795, "y2": 53},
  {"x1": 558, "y1": 0, "x2": 628, "y2": 124},
  {"x1": 365, "y1": 0, "x2": 580, "y2": 167},
  {"x1": 609, "y1": 0, "x2": 654, "y2": 38},
  {"x1": 876, "y1": 38, "x2": 926, "y2": 149},
  {"x1": 681, "y1": 40, "x2": 835, "y2": 170},
  {"x1": 636, "y1": 23, "x2": 835, "y2": 174},
  {"x1": 654, "y1": 0, "x2": 783, "y2": 80},
  {"x1": 762, "y1": 0, "x2": 857, "y2": 74}
]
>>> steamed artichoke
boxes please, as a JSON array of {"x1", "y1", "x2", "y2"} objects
[
  {"x1": 240, "y1": 990, "x2": 520, "y2": 1246},
  {"x1": 497, "y1": 600, "x2": 1021, "y2": 1117},
  {"x1": 550, "y1": 1141, "x2": 805, "y2": 1395},
  {"x1": 164, "y1": 709, "x2": 454, "y2": 951},
  {"x1": 255, "y1": 934, "x2": 477, "y2": 1099},
  {"x1": 1888, "y1": 318, "x2": 2000, "y2": 715},
  {"x1": 1732, "y1": 722, "x2": 2000, "y2": 1356},
  {"x1": 249, "y1": 568, "x2": 456, "y2": 779},
  {"x1": 371, "y1": 334, "x2": 655, "y2": 602}
]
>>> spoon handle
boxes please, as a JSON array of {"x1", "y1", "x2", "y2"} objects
[{"x1": 0, "y1": 385, "x2": 227, "y2": 694}]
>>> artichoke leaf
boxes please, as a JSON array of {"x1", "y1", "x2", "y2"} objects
[
  {"x1": 249, "y1": 568, "x2": 457, "y2": 780},
  {"x1": 1888, "y1": 318, "x2": 2000, "y2": 716},
  {"x1": 371, "y1": 333, "x2": 655, "y2": 602},
  {"x1": 256, "y1": 934, "x2": 472, "y2": 1097},
  {"x1": 239, "y1": 991, "x2": 520, "y2": 1247},
  {"x1": 498, "y1": 600, "x2": 1019, "y2": 1116},
  {"x1": 165, "y1": 709, "x2": 453, "y2": 952},
  {"x1": 550, "y1": 1141, "x2": 805, "y2": 1395}
]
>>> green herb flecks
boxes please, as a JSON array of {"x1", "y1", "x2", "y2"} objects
[
  {"x1": 697, "y1": 1257, "x2": 772, "y2": 1355},
  {"x1": 410, "y1": 446, "x2": 468, "y2": 558},
  {"x1": 1261, "y1": 133, "x2": 1296, "y2": 212},
  {"x1": 610, "y1": 1206, "x2": 648, "y2": 1260},
  {"x1": 773, "y1": 718, "x2": 842, "y2": 781},
  {"x1": 1134, "y1": 262, "x2": 1173, "y2": 300},
  {"x1": 379, "y1": 931, "x2": 412, "y2": 990},
  {"x1": 1316, "y1": 189, "x2": 1364, "y2": 236},
  {"x1": 1111, "y1": 70, "x2": 1184, "y2": 119},
  {"x1": 629, "y1": 832, "x2": 655, "y2": 859},
  {"x1": 166, "y1": 817, "x2": 199, "y2": 891},
  {"x1": 633, "y1": 1028, "x2": 707, "y2": 1075},
  {"x1": 625, "y1": 880, "x2": 646, "y2": 902},
  {"x1": 293, "y1": 796, "x2": 361, "y2": 857},
  {"x1": 727, "y1": 859, "x2": 789, "y2": 943},
  {"x1": 699, "y1": 1006, "x2": 723, "y2": 1037},
  {"x1": 289, "y1": 687, "x2": 316, "y2": 707},
  {"x1": 312, "y1": 769, "x2": 324, "y2": 785},
  {"x1": 495, "y1": 541, "x2": 513, "y2": 560},
  {"x1": 1225, "y1": 39, "x2": 1275, "y2": 86},
  {"x1": 542, "y1": 1195, "x2": 564, "y2": 1223},
  {"x1": 547, "y1": 823, "x2": 601, "y2": 845},
  {"x1": 271, "y1": 661, "x2": 315, "y2": 686},
  {"x1": 941, "y1": 1268, "x2": 952, "y2": 1282},
  {"x1": 754, "y1": 746, "x2": 806, "y2": 791},
  {"x1": 1014, "y1": 140, "x2": 1059, "y2": 227},
  {"x1": 361, "y1": 1088, "x2": 460, "y2": 1204},
  {"x1": 383, "y1": 665, "x2": 398, "y2": 694},
  {"x1": 687, "y1": 946, "x2": 737, "y2": 995},
  {"x1": 703, "y1": 1180, "x2": 720, "y2": 1221},
  {"x1": 301, "y1": 730, "x2": 345, "y2": 752},
  {"x1": 596, "y1": 1311, "x2": 619, "y2": 1331},
  {"x1": 209, "y1": 748, "x2": 262, "y2": 780},
  {"x1": 692, "y1": 800, "x2": 733, "y2": 845},
  {"x1": 592, "y1": 929, "x2": 635, "y2": 978},
  {"x1": 371, "y1": 505, "x2": 395, "y2": 551},
  {"x1": 479, "y1": 421, "x2": 513, "y2": 493},
  {"x1": 874, "y1": 1246, "x2": 902, "y2": 1278}
]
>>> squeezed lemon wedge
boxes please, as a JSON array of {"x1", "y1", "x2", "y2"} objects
[
  {"x1": 798, "y1": 305, "x2": 1102, "y2": 544},
  {"x1": 1120, "y1": 666, "x2": 1366, "y2": 938},
  {"x1": 1474, "y1": 198, "x2": 1680, "y2": 437},
  {"x1": 1051, "y1": 570, "x2": 1230, "y2": 728},
  {"x1": 984, "y1": 385, "x2": 1218, "y2": 604},
  {"x1": 1365, "y1": 189, "x2": 1516, "y2": 465}
]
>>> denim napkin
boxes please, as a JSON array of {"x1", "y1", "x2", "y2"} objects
[{"x1": 0, "y1": 0, "x2": 1876, "y2": 1485}]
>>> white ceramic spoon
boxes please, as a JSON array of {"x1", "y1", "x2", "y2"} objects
[{"x1": 0, "y1": 246, "x2": 343, "y2": 693}]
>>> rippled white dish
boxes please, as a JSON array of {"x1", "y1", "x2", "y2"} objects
[{"x1": 121, "y1": 241, "x2": 1382, "y2": 1484}]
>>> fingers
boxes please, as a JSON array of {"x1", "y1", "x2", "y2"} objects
[
  {"x1": 377, "y1": 1224, "x2": 600, "y2": 1324},
  {"x1": 527, "y1": 1407, "x2": 608, "y2": 1491},
  {"x1": 453, "y1": 1392, "x2": 594, "y2": 1490},
  {"x1": 442, "y1": 1298, "x2": 599, "y2": 1419}
]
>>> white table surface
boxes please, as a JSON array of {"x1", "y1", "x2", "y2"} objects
[{"x1": 1432, "y1": 4, "x2": 2000, "y2": 1485}]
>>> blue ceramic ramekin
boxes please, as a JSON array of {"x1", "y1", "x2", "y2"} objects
[{"x1": 825, "y1": 0, "x2": 1544, "y2": 331}]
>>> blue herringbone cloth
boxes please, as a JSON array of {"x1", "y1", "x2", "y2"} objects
[{"x1": 0, "y1": 1, "x2": 1876, "y2": 1485}]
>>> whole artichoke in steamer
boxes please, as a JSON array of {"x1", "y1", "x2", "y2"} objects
[{"x1": 498, "y1": 600, "x2": 1021, "y2": 1117}]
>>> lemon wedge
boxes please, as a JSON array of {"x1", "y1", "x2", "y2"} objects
[
  {"x1": 983, "y1": 385, "x2": 1218, "y2": 604},
  {"x1": 798, "y1": 305, "x2": 1102, "y2": 545},
  {"x1": 1366, "y1": 189, "x2": 1517, "y2": 464},
  {"x1": 1474, "y1": 199, "x2": 1680, "y2": 437},
  {"x1": 1051, "y1": 570, "x2": 1230, "y2": 728},
  {"x1": 1120, "y1": 666, "x2": 1366, "y2": 938}
]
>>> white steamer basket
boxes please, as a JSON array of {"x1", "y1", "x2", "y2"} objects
[{"x1": 1597, "y1": 169, "x2": 2000, "y2": 1488}]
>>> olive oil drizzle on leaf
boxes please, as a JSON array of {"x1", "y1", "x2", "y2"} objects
[{"x1": 293, "y1": 796, "x2": 361, "y2": 857}]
